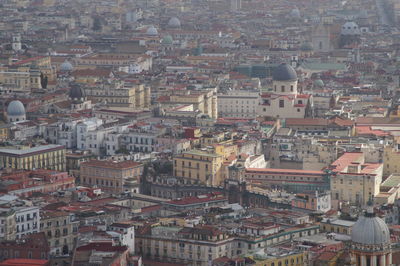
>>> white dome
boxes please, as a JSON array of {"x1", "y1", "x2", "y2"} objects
[
  {"x1": 351, "y1": 210, "x2": 390, "y2": 246},
  {"x1": 146, "y1": 26, "x2": 158, "y2": 36},
  {"x1": 7, "y1": 100, "x2": 25, "y2": 116},
  {"x1": 290, "y1": 8, "x2": 301, "y2": 18},
  {"x1": 341, "y1": 21, "x2": 360, "y2": 35},
  {"x1": 60, "y1": 60, "x2": 73, "y2": 71},
  {"x1": 168, "y1": 17, "x2": 181, "y2": 28}
]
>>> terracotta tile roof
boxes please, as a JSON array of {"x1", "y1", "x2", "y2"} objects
[
  {"x1": 166, "y1": 192, "x2": 226, "y2": 206},
  {"x1": 246, "y1": 168, "x2": 324, "y2": 175},
  {"x1": 330, "y1": 152, "x2": 364, "y2": 173}
]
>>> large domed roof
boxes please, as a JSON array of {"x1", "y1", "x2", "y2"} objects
[
  {"x1": 272, "y1": 63, "x2": 297, "y2": 81},
  {"x1": 7, "y1": 100, "x2": 25, "y2": 116},
  {"x1": 168, "y1": 17, "x2": 181, "y2": 28},
  {"x1": 69, "y1": 85, "x2": 85, "y2": 100},
  {"x1": 60, "y1": 60, "x2": 73, "y2": 71},
  {"x1": 313, "y1": 78, "x2": 324, "y2": 88},
  {"x1": 341, "y1": 21, "x2": 360, "y2": 35},
  {"x1": 290, "y1": 8, "x2": 301, "y2": 18},
  {"x1": 146, "y1": 26, "x2": 158, "y2": 36},
  {"x1": 351, "y1": 208, "x2": 390, "y2": 246}
]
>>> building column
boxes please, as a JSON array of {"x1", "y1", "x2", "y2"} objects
[
  {"x1": 380, "y1": 254, "x2": 386, "y2": 266},
  {"x1": 361, "y1": 255, "x2": 367, "y2": 266},
  {"x1": 387, "y1": 253, "x2": 392, "y2": 266},
  {"x1": 371, "y1": 255, "x2": 377, "y2": 266}
]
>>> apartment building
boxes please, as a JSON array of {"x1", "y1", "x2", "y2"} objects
[
  {"x1": 40, "y1": 210, "x2": 77, "y2": 255},
  {"x1": 160, "y1": 89, "x2": 218, "y2": 119},
  {"x1": 383, "y1": 144, "x2": 400, "y2": 176},
  {"x1": 0, "y1": 209, "x2": 16, "y2": 240},
  {"x1": 0, "y1": 144, "x2": 66, "y2": 171},
  {"x1": 173, "y1": 149, "x2": 224, "y2": 186},
  {"x1": 244, "y1": 168, "x2": 329, "y2": 193},
  {"x1": 15, "y1": 206, "x2": 40, "y2": 239},
  {"x1": 217, "y1": 90, "x2": 259, "y2": 118},
  {"x1": 84, "y1": 82, "x2": 150, "y2": 109},
  {"x1": 136, "y1": 225, "x2": 234, "y2": 266},
  {"x1": 80, "y1": 160, "x2": 143, "y2": 193},
  {"x1": 329, "y1": 152, "x2": 383, "y2": 206}
]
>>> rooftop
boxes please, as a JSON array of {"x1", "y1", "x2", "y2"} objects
[
  {"x1": 81, "y1": 160, "x2": 142, "y2": 169},
  {"x1": 0, "y1": 145, "x2": 64, "y2": 156}
]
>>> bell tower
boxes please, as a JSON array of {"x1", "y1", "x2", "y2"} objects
[{"x1": 12, "y1": 33, "x2": 22, "y2": 52}]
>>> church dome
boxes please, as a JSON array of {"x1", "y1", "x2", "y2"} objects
[
  {"x1": 7, "y1": 100, "x2": 25, "y2": 116},
  {"x1": 60, "y1": 60, "x2": 73, "y2": 71},
  {"x1": 168, "y1": 17, "x2": 181, "y2": 28},
  {"x1": 272, "y1": 63, "x2": 297, "y2": 81},
  {"x1": 146, "y1": 26, "x2": 158, "y2": 36},
  {"x1": 69, "y1": 85, "x2": 86, "y2": 100},
  {"x1": 313, "y1": 79, "x2": 324, "y2": 88},
  {"x1": 351, "y1": 208, "x2": 390, "y2": 246},
  {"x1": 341, "y1": 21, "x2": 360, "y2": 35},
  {"x1": 162, "y1": 35, "x2": 173, "y2": 45},
  {"x1": 290, "y1": 8, "x2": 301, "y2": 18}
]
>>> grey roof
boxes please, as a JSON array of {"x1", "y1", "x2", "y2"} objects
[
  {"x1": 272, "y1": 63, "x2": 297, "y2": 81},
  {"x1": 60, "y1": 60, "x2": 73, "y2": 71},
  {"x1": 7, "y1": 100, "x2": 25, "y2": 116},
  {"x1": 146, "y1": 26, "x2": 158, "y2": 36},
  {"x1": 0, "y1": 144, "x2": 64, "y2": 156},
  {"x1": 351, "y1": 213, "x2": 390, "y2": 245},
  {"x1": 290, "y1": 8, "x2": 300, "y2": 18},
  {"x1": 168, "y1": 17, "x2": 181, "y2": 28}
]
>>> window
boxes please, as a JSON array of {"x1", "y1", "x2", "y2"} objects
[
  {"x1": 281, "y1": 85, "x2": 285, "y2": 92},
  {"x1": 290, "y1": 85, "x2": 294, "y2": 92},
  {"x1": 279, "y1": 100, "x2": 284, "y2": 108}
]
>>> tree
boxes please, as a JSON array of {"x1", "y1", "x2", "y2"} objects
[{"x1": 40, "y1": 73, "x2": 48, "y2": 89}]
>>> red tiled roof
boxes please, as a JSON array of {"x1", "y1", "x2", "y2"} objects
[
  {"x1": 246, "y1": 168, "x2": 324, "y2": 175},
  {"x1": 0, "y1": 259, "x2": 49, "y2": 266},
  {"x1": 76, "y1": 242, "x2": 127, "y2": 252},
  {"x1": 166, "y1": 192, "x2": 226, "y2": 206},
  {"x1": 330, "y1": 152, "x2": 364, "y2": 173},
  {"x1": 12, "y1": 56, "x2": 46, "y2": 66}
]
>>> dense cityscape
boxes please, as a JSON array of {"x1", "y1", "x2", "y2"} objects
[{"x1": 0, "y1": 0, "x2": 400, "y2": 265}]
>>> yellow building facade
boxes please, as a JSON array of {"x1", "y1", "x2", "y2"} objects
[
  {"x1": 0, "y1": 145, "x2": 66, "y2": 171},
  {"x1": 173, "y1": 150, "x2": 224, "y2": 186},
  {"x1": 330, "y1": 153, "x2": 383, "y2": 206},
  {"x1": 249, "y1": 250, "x2": 308, "y2": 266},
  {"x1": 168, "y1": 90, "x2": 218, "y2": 119},
  {"x1": 85, "y1": 83, "x2": 150, "y2": 109},
  {"x1": 383, "y1": 145, "x2": 400, "y2": 176}
]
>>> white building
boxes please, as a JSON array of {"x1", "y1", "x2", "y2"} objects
[
  {"x1": 258, "y1": 63, "x2": 312, "y2": 119},
  {"x1": 15, "y1": 206, "x2": 40, "y2": 239},
  {"x1": 217, "y1": 90, "x2": 259, "y2": 118},
  {"x1": 109, "y1": 222, "x2": 135, "y2": 253},
  {"x1": 76, "y1": 118, "x2": 103, "y2": 151}
]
